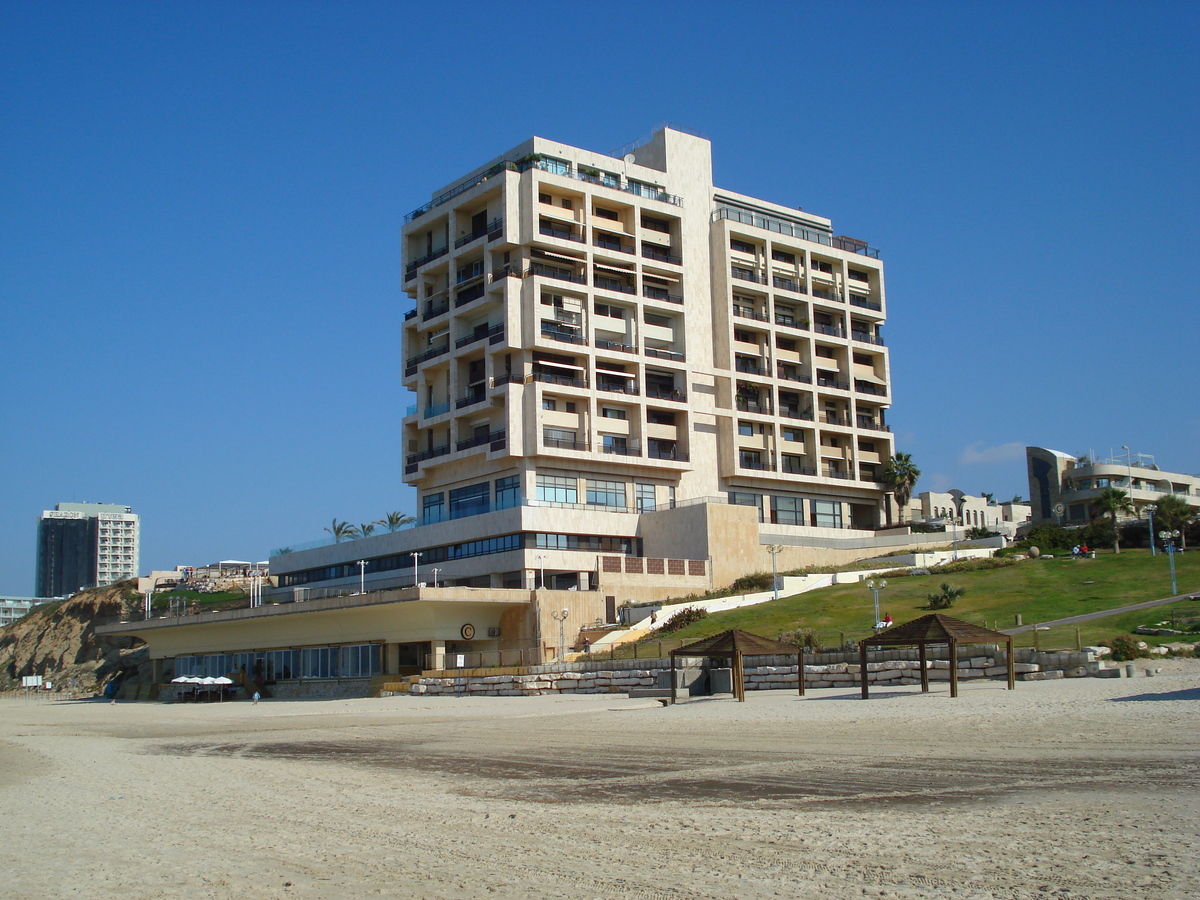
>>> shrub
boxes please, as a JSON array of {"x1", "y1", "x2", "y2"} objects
[
  {"x1": 730, "y1": 572, "x2": 774, "y2": 593},
  {"x1": 1019, "y1": 524, "x2": 1075, "y2": 552},
  {"x1": 1101, "y1": 634, "x2": 1147, "y2": 661},
  {"x1": 935, "y1": 557, "x2": 1016, "y2": 574},
  {"x1": 964, "y1": 526, "x2": 1000, "y2": 540},
  {"x1": 927, "y1": 583, "x2": 965, "y2": 610},
  {"x1": 657, "y1": 606, "x2": 708, "y2": 634},
  {"x1": 777, "y1": 628, "x2": 822, "y2": 651}
]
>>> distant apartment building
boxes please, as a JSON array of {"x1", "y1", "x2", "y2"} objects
[
  {"x1": 0, "y1": 597, "x2": 56, "y2": 628},
  {"x1": 1026, "y1": 447, "x2": 1199, "y2": 525},
  {"x1": 35, "y1": 502, "x2": 140, "y2": 596},
  {"x1": 273, "y1": 125, "x2": 902, "y2": 601}
]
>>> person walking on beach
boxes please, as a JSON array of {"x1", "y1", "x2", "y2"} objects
[{"x1": 252, "y1": 691, "x2": 260, "y2": 705}]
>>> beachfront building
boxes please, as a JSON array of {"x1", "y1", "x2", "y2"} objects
[
  {"x1": 101, "y1": 126, "x2": 949, "y2": 686},
  {"x1": 35, "y1": 502, "x2": 140, "y2": 597},
  {"x1": 1026, "y1": 447, "x2": 1200, "y2": 525},
  {"x1": 906, "y1": 491, "x2": 1031, "y2": 538}
]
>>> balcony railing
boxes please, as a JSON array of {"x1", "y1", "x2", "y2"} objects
[
  {"x1": 595, "y1": 338, "x2": 636, "y2": 354},
  {"x1": 739, "y1": 457, "x2": 775, "y2": 471},
  {"x1": 404, "y1": 308, "x2": 417, "y2": 321},
  {"x1": 405, "y1": 444, "x2": 451, "y2": 466},
  {"x1": 405, "y1": 344, "x2": 449, "y2": 370},
  {"x1": 823, "y1": 414, "x2": 850, "y2": 427},
  {"x1": 779, "y1": 407, "x2": 814, "y2": 421},
  {"x1": 491, "y1": 373, "x2": 523, "y2": 388},
  {"x1": 774, "y1": 314, "x2": 809, "y2": 330},
  {"x1": 849, "y1": 295, "x2": 882, "y2": 311},
  {"x1": 594, "y1": 274, "x2": 636, "y2": 294},
  {"x1": 641, "y1": 245, "x2": 681, "y2": 265},
  {"x1": 456, "y1": 323, "x2": 504, "y2": 348},
  {"x1": 777, "y1": 367, "x2": 812, "y2": 384},
  {"x1": 455, "y1": 390, "x2": 486, "y2": 409},
  {"x1": 531, "y1": 371, "x2": 586, "y2": 388},
  {"x1": 735, "y1": 358, "x2": 764, "y2": 375},
  {"x1": 645, "y1": 387, "x2": 686, "y2": 402},
  {"x1": 814, "y1": 323, "x2": 845, "y2": 337},
  {"x1": 812, "y1": 289, "x2": 840, "y2": 302},
  {"x1": 736, "y1": 399, "x2": 772, "y2": 414},
  {"x1": 404, "y1": 246, "x2": 448, "y2": 276},
  {"x1": 423, "y1": 401, "x2": 451, "y2": 419},
  {"x1": 601, "y1": 443, "x2": 641, "y2": 457},
  {"x1": 454, "y1": 218, "x2": 503, "y2": 249},
  {"x1": 643, "y1": 286, "x2": 683, "y2": 304},
  {"x1": 857, "y1": 419, "x2": 891, "y2": 432},
  {"x1": 644, "y1": 347, "x2": 685, "y2": 363},
  {"x1": 781, "y1": 461, "x2": 818, "y2": 476},
  {"x1": 733, "y1": 307, "x2": 770, "y2": 322},
  {"x1": 851, "y1": 331, "x2": 884, "y2": 346},
  {"x1": 731, "y1": 265, "x2": 767, "y2": 284},
  {"x1": 454, "y1": 283, "x2": 486, "y2": 307},
  {"x1": 540, "y1": 326, "x2": 587, "y2": 345},
  {"x1": 456, "y1": 429, "x2": 506, "y2": 452},
  {"x1": 597, "y1": 381, "x2": 639, "y2": 395},
  {"x1": 594, "y1": 235, "x2": 635, "y2": 254},
  {"x1": 542, "y1": 437, "x2": 590, "y2": 451},
  {"x1": 647, "y1": 445, "x2": 688, "y2": 461},
  {"x1": 539, "y1": 223, "x2": 585, "y2": 243},
  {"x1": 712, "y1": 207, "x2": 881, "y2": 259},
  {"x1": 855, "y1": 381, "x2": 887, "y2": 396},
  {"x1": 530, "y1": 263, "x2": 587, "y2": 284},
  {"x1": 816, "y1": 376, "x2": 850, "y2": 390},
  {"x1": 772, "y1": 275, "x2": 800, "y2": 293}
]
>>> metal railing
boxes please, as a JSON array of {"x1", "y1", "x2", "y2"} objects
[
  {"x1": 850, "y1": 295, "x2": 882, "y2": 311},
  {"x1": 733, "y1": 307, "x2": 770, "y2": 322},
  {"x1": 406, "y1": 444, "x2": 451, "y2": 465},
  {"x1": 455, "y1": 392, "x2": 485, "y2": 409},
  {"x1": 454, "y1": 218, "x2": 504, "y2": 249},
  {"x1": 774, "y1": 315, "x2": 809, "y2": 330},
  {"x1": 643, "y1": 286, "x2": 683, "y2": 304},
  {"x1": 595, "y1": 338, "x2": 636, "y2": 354},
  {"x1": 644, "y1": 347, "x2": 685, "y2": 363},
  {"x1": 816, "y1": 376, "x2": 850, "y2": 390},
  {"x1": 647, "y1": 445, "x2": 688, "y2": 461},
  {"x1": 645, "y1": 387, "x2": 686, "y2": 402},
  {"x1": 540, "y1": 326, "x2": 587, "y2": 345},
  {"x1": 814, "y1": 323, "x2": 845, "y2": 337},
  {"x1": 594, "y1": 275, "x2": 636, "y2": 294},
  {"x1": 456, "y1": 429, "x2": 505, "y2": 451},
  {"x1": 731, "y1": 266, "x2": 767, "y2": 284},
  {"x1": 594, "y1": 235, "x2": 635, "y2": 254},
  {"x1": 712, "y1": 206, "x2": 881, "y2": 259},
  {"x1": 539, "y1": 223, "x2": 585, "y2": 242},
  {"x1": 772, "y1": 276, "x2": 800, "y2": 292},
  {"x1": 852, "y1": 331, "x2": 884, "y2": 345},
  {"x1": 777, "y1": 367, "x2": 812, "y2": 384},
  {"x1": 597, "y1": 381, "x2": 639, "y2": 395},
  {"x1": 530, "y1": 263, "x2": 586, "y2": 284},
  {"x1": 855, "y1": 381, "x2": 887, "y2": 396},
  {"x1": 641, "y1": 245, "x2": 681, "y2": 265},
  {"x1": 423, "y1": 401, "x2": 451, "y2": 419},
  {"x1": 779, "y1": 407, "x2": 814, "y2": 421},
  {"x1": 531, "y1": 371, "x2": 586, "y2": 388},
  {"x1": 735, "y1": 358, "x2": 764, "y2": 374},
  {"x1": 404, "y1": 246, "x2": 448, "y2": 275},
  {"x1": 405, "y1": 344, "x2": 450, "y2": 368},
  {"x1": 405, "y1": 161, "x2": 517, "y2": 223},
  {"x1": 542, "y1": 437, "x2": 590, "y2": 451}
]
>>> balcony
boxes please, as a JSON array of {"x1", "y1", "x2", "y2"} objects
[
  {"x1": 595, "y1": 338, "x2": 636, "y2": 354},
  {"x1": 491, "y1": 372, "x2": 523, "y2": 388},
  {"x1": 644, "y1": 347, "x2": 685, "y2": 363},
  {"x1": 857, "y1": 418, "x2": 891, "y2": 432},
  {"x1": 777, "y1": 366, "x2": 812, "y2": 384},
  {"x1": 456, "y1": 323, "x2": 504, "y2": 348},
  {"x1": 822, "y1": 413, "x2": 850, "y2": 427},
  {"x1": 645, "y1": 387, "x2": 686, "y2": 402},
  {"x1": 781, "y1": 460, "x2": 817, "y2": 476},
  {"x1": 597, "y1": 380, "x2": 639, "y2": 395},
  {"x1": 540, "y1": 325, "x2": 587, "y2": 345},
  {"x1": 404, "y1": 344, "x2": 449, "y2": 376},
  {"x1": 816, "y1": 375, "x2": 850, "y2": 390},
  {"x1": 539, "y1": 222, "x2": 585, "y2": 243},
  {"x1": 647, "y1": 443, "x2": 688, "y2": 461},
  {"x1": 851, "y1": 331, "x2": 885, "y2": 346},
  {"x1": 733, "y1": 306, "x2": 770, "y2": 323},
  {"x1": 735, "y1": 357, "x2": 764, "y2": 375},
  {"x1": 850, "y1": 295, "x2": 882, "y2": 312},
  {"x1": 643, "y1": 286, "x2": 683, "y2": 304},
  {"x1": 404, "y1": 246, "x2": 448, "y2": 279},
  {"x1": 456, "y1": 429, "x2": 506, "y2": 452},
  {"x1": 736, "y1": 399, "x2": 772, "y2": 415},
  {"x1": 404, "y1": 308, "x2": 417, "y2": 321},
  {"x1": 594, "y1": 234, "x2": 635, "y2": 254},
  {"x1": 454, "y1": 217, "x2": 503, "y2": 249},
  {"x1": 812, "y1": 289, "x2": 840, "y2": 302},
  {"x1": 779, "y1": 407, "x2": 814, "y2": 421},
  {"x1": 731, "y1": 265, "x2": 767, "y2": 285},
  {"x1": 454, "y1": 283, "x2": 486, "y2": 307},
  {"x1": 543, "y1": 436, "x2": 590, "y2": 451},
  {"x1": 814, "y1": 323, "x2": 845, "y2": 337},
  {"x1": 739, "y1": 455, "x2": 775, "y2": 472},
  {"x1": 774, "y1": 314, "x2": 809, "y2": 330},
  {"x1": 405, "y1": 444, "x2": 451, "y2": 466},
  {"x1": 712, "y1": 207, "x2": 882, "y2": 260},
  {"x1": 641, "y1": 245, "x2": 681, "y2": 265},
  {"x1": 531, "y1": 371, "x2": 586, "y2": 388},
  {"x1": 423, "y1": 401, "x2": 451, "y2": 419},
  {"x1": 594, "y1": 274, "x2": 636, "y2": 294},
  {"x1": 455, "y1": 389, "x2": 486, "y2": 409},
  {"x1": 772, "y1": 275, "x2": 800, "y2": 293},
  {"x1": 523, "y1": 157, "x2": 682, "y2": 205},
  {"x1": 530, "y1": 262, "x2": 586, "y2": 284},
  {"x1": 822, "y1": 467, "x2": 851, "y2": 479},
  {"x1": 601, "y1": 442, "x2": 641, "y2": 457},
  {"x1": 855, "y1": 380, "x2": 887, "y2": 396}
]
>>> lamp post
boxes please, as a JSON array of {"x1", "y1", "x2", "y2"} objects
[
  {"x1": 1159, "y1": 530, "x2": 1180, "y2": 595},
  {"x1": 766, "y1": 544, "x2": 784, "y2": 601},
  {"x1": 357, "y1": 560, "x2": 367, "y2": 595},
  {"x1": 535, "y1": 554, "x2": 546, "y2": 590},
  {"x1": 431, "y1": 567, "x2": 440, "y2": 588},
  {"x1": 1145, "y1": 504, "x2": 1157, "y2": 556},
  {"x1": 410, "y1": 551, "x2": 422, "y2": 588},
  {"x1": 866, "y1": 578, "x2": 887, "y2": 632},
  {"x1": 551, "y1": 607, "x2": 570, "y2": 661}
]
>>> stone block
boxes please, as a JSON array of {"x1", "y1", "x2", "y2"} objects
[
  {"x1": 872, "y1": 669, "x2": 905, "y2": 681},
  {"x1": 1064, "y1": 666, "x2": 1089, "y2": 678},
  {"x1": 969, "y1": 657, "x2": 995, "y2": 669},
  {"x1": 1011, "y1": 662, "x2": 1040, "y2": 674},
  {"x1": 984, "y1": 665, "x2": 1009, "y2": 677}
]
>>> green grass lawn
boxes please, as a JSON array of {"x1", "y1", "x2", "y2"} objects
[
  {"x1": 150, "y1": 589, "x2": 248, "y2": 611},
  {"x1": 652, "y1": 548, "x2": 1199, "y2": 651}
]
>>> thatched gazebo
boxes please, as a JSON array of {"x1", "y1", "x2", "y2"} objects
[
  {"x1": 858, "y1": 613, "x2": 1015, "y2": 699},
  {"x1": 669, "y1": 629, "x2": 802, "y2": 703}
]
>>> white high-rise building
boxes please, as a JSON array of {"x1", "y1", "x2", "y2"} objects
[{"x1": 35, "y1": 502, "x2": 140, "y2": 596}]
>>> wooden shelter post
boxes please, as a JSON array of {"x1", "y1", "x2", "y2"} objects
[
  {"x1": 948, "y1": 640, "x2": 959, "y2": 699},
  {"x1": 670, "y1": 654, "x2": 678, "y2": 705},
  {"x1": 797, "y1": 648, "x2": 805, "y2": 696},
  {"x1": 733, "y1": 651, "x2": 745, "y2": 702},
  {"x1": 918, "y1": 641, "x2": 929, "y2": 692},
  {"x1": 859, "y1": 640, "x2": 869, "y2": 699},
  {"x1": 1005, "y1": 637, "x2": 1015, "y2": 690}
]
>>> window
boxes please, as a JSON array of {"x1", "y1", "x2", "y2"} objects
[
  {"x1": 539, "y1": 192, "x2": 552, "y2": 204},
  {"x1": 449, "y1": 482, "x2": 489, "y2": 520},
  {"x1": 772, "y1": 249, "x2": 796, "y2": 265},
  {"x1": 561, "y1": 197, "x2": 573, "y2": 210},
  {"x1": 783, "y1": 427, "x2": 804, "y2": 443},
  {"x1": 495, "y1": 476, "x2": 520, "y2": 510},
  {"x1": 734, "y1": 330, "x2": 757, "y2": 344},
  {"x1": 738, "y1": 421, "x2": 753, "y2": 436},
  {"x1": 647, "y1": 410, "x2": 676, "y2": 426},
  {"x1": 727, "y1": 491, "x2": 764, "y2": 522},
  {"x1": 812, "y1": 259, "x2": 834, "y2": 274},
  {"x1": 772, "y1": 496, "x2": 804, "y2": 526},
  {"x1": 858, "y1": 440, "x2": 876, "y2": 452},
  {"x1": 587, "y1": 479, "x2": 626, "y2": 508},
  {"x1": 641, "y1": 215, "x2": 671, "y2": 233},
  {"x1": 543, "y1": 427, "x2": 578, "y2": 448},
  {"x1": 542, "y1": 398, "x2": 557, "y2": 411},
  {"x1": 339, "y1": 644, "x2": 382, "y2": 678},
  {"x1": 848, "y1": 268, "x2": 870, "y2": 283},
  {"x1": 853, "y1": 353, "x2": 873, "y2": 365},
  {"x1": 422, "y1": 493, "x2": 445, "y2": 525},
  {"x1": 602, "y1": 434, "x2": 628, "y2": 455},
  {"x1": 668, "y1": 486, "x2": 676, "y2": 509},
  {"x1": 740, "y1": 449, "x2": 764, "y2": 469},
  {"x1": 825, "y1": 436, "x2": 840, "y2": 448},
  {"x1": 594, "y1": 206, "x2": 619, "y2": 220},
  {"x1": 601, "y1": 407, "x2": 627, "y2": 419},
  {"x1": 811, "y1": 499, "x2": 843, "y2": 529},
  {"x1": 776, "y1": 337, "x2": 797, "y2": 352},
  {"x1": 730, "y1": 239, "x2": 756, "y2": 254},
  {"x1": 594, "y1": 302, "x2": 625, "y2": 319},
  {"x1": 644, "y1": 311, "x2": 672, "y2": 328},
  {"x1": 636, "y1": 483, "x2": 656, "y2": 513},
  {"x1": 537, "y1": 474, "x2": 577, "y2": 504},
  {"x1": 816, "y1": 346, "x2": 835, "y2": 358},
  {"x1": 565, "y1": 402, "x2": 576, "y2": 413}
]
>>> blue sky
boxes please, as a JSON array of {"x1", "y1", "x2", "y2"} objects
[{"x1": 2, "y1": 1, "x2": 1197, "y2": 595}]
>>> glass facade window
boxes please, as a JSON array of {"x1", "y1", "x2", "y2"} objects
[
  {"x1": 449, "y1": 482, "x2": 490, "y2": 520},
  {"x1": 636, "y1": 483, "x2": 656, "y2": 513},
  {"x1": 811, "y1": 499, "x2": 843, "y2": 529},
  {"x1": 587, "y1": 479, "x2": 626, "y2": 508},
  {"x1": 537, "y1": 474, "x2": 577, "y2": 504},
  {"x1": 495, "y1": 476, "x2": 520, "y2": 510},
  {"x1": 423, "y1": 493, "x2": 445, "y2": 525},
  {"x1": 772, "y1": 496, "x2": 804, "y2": 526},
  {"x1": 727, "y1": 491, "x2": 764, "y2": 522}
]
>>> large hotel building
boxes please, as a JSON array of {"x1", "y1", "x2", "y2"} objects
[{"x1": 272, "y1": 126, "x2": 897, "y2": 603}]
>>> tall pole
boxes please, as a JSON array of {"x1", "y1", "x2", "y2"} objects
[
  {"x1": 536, "y1": 554, "x2": 546, "y2": 590},
  {"x1": 1160, "y1": 531, "x2": 1178, "y2": 595},
  {"x1": 410, "y1": 551, "x2": 421, "y2": 588},
  {"x1": 357, "y1": 560, "x2": 366, "y2": 595},
  {"x1": 766, "y1": 544, "x2": 784, "y2": 601},
  {"x1": 1146, "y1": 505, "x2": 1157, "y2": 556}
]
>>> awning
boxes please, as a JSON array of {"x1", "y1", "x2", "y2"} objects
[
  {"x1": 531, "y1": 248, "x2": 585, "y2": 264},
  {"x1": 593, "y1": 263, "x2": 635, "y2": 275}
]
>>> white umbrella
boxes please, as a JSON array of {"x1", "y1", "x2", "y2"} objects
[
  {"x1": 171, "y1": 676, "x2": 192, "y2": 683},
  {"x1": 212, "y1": 676, "x2": 233, "y2": 685},
  {"x1": 200, "y1": 676, "x2": 218, "y2": 685}
]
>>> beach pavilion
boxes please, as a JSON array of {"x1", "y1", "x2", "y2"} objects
[
  {"x1": 669, "y1": 629, "x2": 802, "y2": 703},
  {"x1": 858, "y1": 613, "x2": 1015, "y2": 699}
]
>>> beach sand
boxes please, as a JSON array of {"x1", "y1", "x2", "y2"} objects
[{"x1": 1, "y1": 659, "x2": 1197, "y2": 900}]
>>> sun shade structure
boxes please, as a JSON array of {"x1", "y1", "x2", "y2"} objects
[
  {"x1": 669, "y1": 629, "x2": 802, "y2": 703},
  {"x1": 858, "y1": 613, "x2": 1015, "y2": 699}
]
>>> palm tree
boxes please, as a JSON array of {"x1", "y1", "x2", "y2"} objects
[
  {"x1": 324, "y1": 519, "x2": 356, "y2": 543},
  {"x1": 1092, "y1": 488, "x2": 1134, "y2": 553},
  {"x1": 356, "y1": 523, "x2": 376, "y2": 539},
  {"x1": 980, "y1": 492, "x2": 994, "y2": 504},
  {"x1": 927, "y1": 582, "x2": 965, "y2": 610},
  {"x1": 379, "y1": 512, "x2": 417, "y2": 533},
  {"x1": 1152, "y1": 494, "x2": 1193, "y2": 550},
  {"x1": 882, "y1": 452, "x2": 921, "y2": 523}
]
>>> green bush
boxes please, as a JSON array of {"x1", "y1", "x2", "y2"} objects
[
  {"x1": 730, "y1": 572, "x2": 774, "y2": 592},
  {"x1": 1019, "y1": 524, "x2": 1075, "y2": 552},
  {"x1": 965, "y1": 526, "x2": 1000, "y2": 540},
  {"x1": 777, "y1": 628, "x2": 822, "y2": 651},
  {"x1": 1101, "y1": 634, "x2": 1147, "y2": 661},
  {"x1": 657, "y1": 606, "x2": 708, "y2": 634},
  {"x1": 927, "y1": 583, "x2": 965, "y2": 610},
  {"x1": 935, "y1": 557, "x2": 1017, "y2": 574}
]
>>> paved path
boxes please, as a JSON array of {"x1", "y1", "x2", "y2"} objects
[{"x1": 1004, "y1": 592, "x2": 1198, "y2": 634}]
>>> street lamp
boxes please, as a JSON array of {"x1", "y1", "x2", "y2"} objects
[
  {"x1": 551, "y1": 607, "x2": 570, "y2": 661},
  {"x1": 357, "y1": 560, "x2": 367, "y2": 595},
  {"x1": 766, "y1": 544, "x2": 784, "y2": 601},
  {"x1": 535, "y1": 554, "x2": 546, "y2": 590},
  {"x1": 431, "y1": 567, "x2": 440, "y2": 588},
  {"x1": 866, "y1": 579, "x2": 887, "y2": 632},
  {"x1": 1159, "y1": 530, "x2": 1180, "y2": 595},
  {"x1": 1145, "y1": 504, "x2": 1157, "y2": 557},
  {"x1": 410, "y1": 551, "x2": 422, "y2": 588}
]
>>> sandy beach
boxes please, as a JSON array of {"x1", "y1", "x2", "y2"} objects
[{"x1": 1, "y1": 661, "x2": 1197, "y2": 900}]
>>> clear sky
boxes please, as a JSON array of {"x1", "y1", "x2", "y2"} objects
[{"x1": 2, "y1": 1, "x2": 1197, "y2": 596}]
